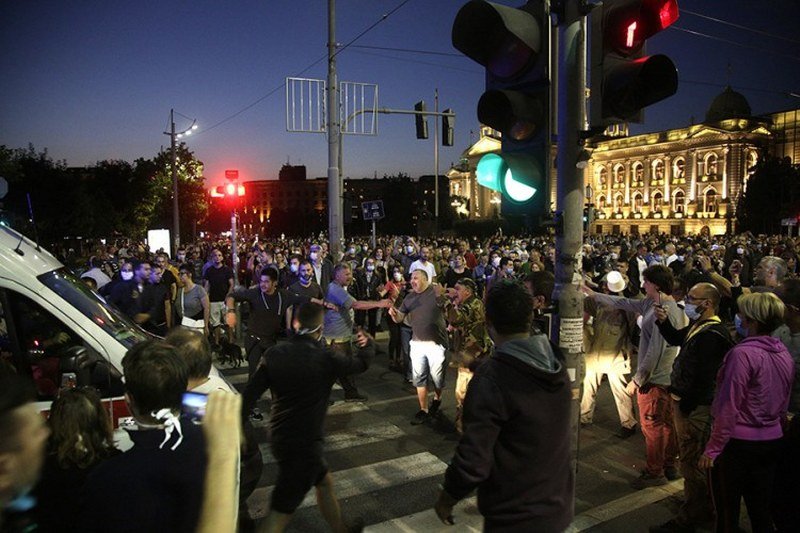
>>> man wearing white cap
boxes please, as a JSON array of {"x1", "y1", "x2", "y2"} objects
[{"x1": 581, "y1": 271, "x2": 637, "y2": 438}]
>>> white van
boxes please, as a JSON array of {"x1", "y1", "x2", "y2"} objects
[{"x1": 0, "y1": 226, "x2": 156, "y2": 407}]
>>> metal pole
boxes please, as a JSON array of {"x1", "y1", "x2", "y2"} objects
[
  {"x1": 327, "y1": 0, "x2": 342, "y2": 260},
  {"x1": 231, "y1": 208, "x2": 239, "y2": 287},
  {"x1": 434, "y1": 88, "x2": 440, "y2": 221},
  {"x1": 552, "y1": 3, "x2": 586, "y2": 496},
  {"x1": 170, "y1": 109, "x2": 180, "y2": 257},
  {"x1": 371, "y1": 219, "x2": 376, "y2": 249}
]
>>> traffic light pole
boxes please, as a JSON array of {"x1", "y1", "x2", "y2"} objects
[
  {"x1": 327, "y1": 0, "x2": 343, "y2": 260},
  {"x1": 552, "y1": 2, "x2": 587, "y2": 487}
]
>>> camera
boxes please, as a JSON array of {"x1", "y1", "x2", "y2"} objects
[{"x1": 181, "y1": 391, "x2": 208, "y2": 424}]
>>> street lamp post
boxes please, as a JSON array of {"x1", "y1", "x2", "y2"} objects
[{"x1": 164, "y1": 109, "x2": 197, "y2": 257}]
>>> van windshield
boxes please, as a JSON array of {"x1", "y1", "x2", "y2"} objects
[{"x1": 38, "y1": 268, "x2": 150, "y2": 349}]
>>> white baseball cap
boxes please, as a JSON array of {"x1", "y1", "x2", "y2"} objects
[{"x1": 606, "y1": 270, "x2": 626, "y2": 293}]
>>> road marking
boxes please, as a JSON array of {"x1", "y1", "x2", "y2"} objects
[
  {"x1": 246, "y1": 452, "x2": 447, "y2": 519},
  {"x1": 258, "y1": 421, "x2": 405, "y2": 464},
  {"x1": 568, "y1": 479, "x2": 684, "y2": 531},
  {"x1": 365, "y1": 497, "x2": 481, "y2": 532}
]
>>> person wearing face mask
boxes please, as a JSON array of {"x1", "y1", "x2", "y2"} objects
[
  {"x1": 651, "y1": 283, "x2": 733, "y2": 533},
  {"x1": 280, "y1": 254, "x2": 303, "y2": 289},
  {"x1": 242, "y1": 304, "x2": 373, "y2": 532},
  {"x1": 700, "y1": 293, "x2": 794, "y2": 533},
  {"x1": 354, "y1": 258, "x2": 384, "y2": 337},
  {"x1": 485, "y1": 257, "x2": 515, "y2": 296},
  {"x1": 384, "y1": 267, "x2": 411, "y2": 372},
  {"x1": 307, "y1": 244, "x2": 333, "y2": 295},
  {"x1": 285, "y1": 260, "x2": 324, "y2": 335}
]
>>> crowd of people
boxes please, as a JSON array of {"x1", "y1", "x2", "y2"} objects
[{"x1": 1, "y1": 228, "x2": 799, "y2": 532}]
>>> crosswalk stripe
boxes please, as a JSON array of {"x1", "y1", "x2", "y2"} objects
[
  {"x1": 258, "y1": 421, "x2": 405, "y2": 464},
  {"x1": 224, "y1": 372, "x2": 344, "y2": 390},
  {"x1": 246, "y1": 452, "x2": 447, "y2": 519},
  {"x1": 364, "y1": 497, "x2": 482, "y2": 532}
]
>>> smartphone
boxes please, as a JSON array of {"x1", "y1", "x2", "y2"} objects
[{"x1": 181, "y1": 391, "x2": 208, "y2": 424}]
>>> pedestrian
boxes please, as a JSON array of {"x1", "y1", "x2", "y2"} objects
[
  {"x1": 388, "y1": 269, "x2": 449, "y2": 425},
  {"x1": 177, "y1": 264, "x2": 210, "y2": 336},
  {"x1": 241, "y1": 303, "x2": 373, "y2": 533},
  {"x1": 650, "y1": 283, "x2": 734, "y2": 533},
  {"x1": 323, "y1": 263, "x2": 392, "y2": 402},
  {"x1": 700, "y1": 293, "x2": 794, "y2": 533},
  {"x1": 433, "y1": 280, "x2": 573, "y2": 532},
  {"x1": 443, "y1": 277, "x2": 492, "y2": 433},
  {"x1": 353, "y1": 256, "x2": 383, "y2": 337},
  {"x1": 203, "y1": 248, "x2": 234, "y2": 345},
  {"x1": 583, "y1": 264, "x2": 684, "y2": 488}
]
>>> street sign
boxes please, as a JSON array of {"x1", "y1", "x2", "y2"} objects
[
  {"x1": 781, "y1": 218, "x2": 798, "y2": 226},
  {"x1": 224, "y1": 169, "x2": 239, "y2": 180},
  {"x1": 361, "y1": 200, "x2": 385, "y2": 221}
]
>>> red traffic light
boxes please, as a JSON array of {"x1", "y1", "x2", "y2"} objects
[{"x1": 606, "y1": 0, "x2": 679, "y2": 55}]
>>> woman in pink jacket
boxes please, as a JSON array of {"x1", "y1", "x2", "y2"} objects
[{"x1": 700, "y1": 292, "x2": 795, "y2": 533}]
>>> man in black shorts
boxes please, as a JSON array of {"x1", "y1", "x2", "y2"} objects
[{"x1": 242, "y1": 303, "x2": 373, "y2": 532}]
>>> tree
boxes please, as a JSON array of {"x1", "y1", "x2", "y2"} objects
[{"x1": 737, "y1": 154, "x2": 800, "y2": 234}]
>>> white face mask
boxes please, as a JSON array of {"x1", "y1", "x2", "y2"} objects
[
  {"x1": 683, "y1": 303, "x2": 701, "y2": 321},
  {"x1": 366, "y1": 265, "x2": 375, "y2": 272},
  {"x1": 290, "y1": 264, "x2": 299, "y2": 273},
  {"x1": 407, "y1": 246, "x2": 414, "y2": 254},
  {"x1": 491, "y1": 257, "x2": 500, "y2": 267},
  {"x1": 121, "y1": 271, "x2": 134, "y2": 281},
  {"x1": 737, "y1": 247, "x2": 744, "y2": 255}
]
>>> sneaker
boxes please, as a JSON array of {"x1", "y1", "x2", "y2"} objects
[
  {"x1": 615, "y1": 425, "x2": 637, "y2": 439},
  {"x1": 428, "y1": 398, "x2": 442, "y2": 417},
  {"x1": 630, "y1": 471, "x2": 668, "y2": 490},
  {"x1": 664, "y1": 465, "x2": 682, "y2": 481},
  {"x1": 411, "y1": 410, "x2": 430, "y2": 425},
  {"x1": 649, "y1": 518, "x2": 695, "y2": 533},
  {"x1": 344, "y1": 393, "x2": 368, "y2": 402},
  {"x1": 249, "y1": 408, "x2": 264, "y2": 422}
]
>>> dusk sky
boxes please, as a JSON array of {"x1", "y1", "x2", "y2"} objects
[{"x1": 1, "y1": 0, "x2": 799, "y2": 189}]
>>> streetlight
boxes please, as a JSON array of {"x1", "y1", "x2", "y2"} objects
[{"x1": 163, "y1": 109, "x2": 198, "y2": 257}]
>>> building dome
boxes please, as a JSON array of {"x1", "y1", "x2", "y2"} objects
[{"x1": 705, "y1": 86, "x2": 751, "y2": 123}]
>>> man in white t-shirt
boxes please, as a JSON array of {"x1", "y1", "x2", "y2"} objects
[
  {"x1": 165, "y1": 328, "x2": 236, "y2": 394},
  {"x1": 409, "y1": 246, "x2": 437, "y2": 283}
]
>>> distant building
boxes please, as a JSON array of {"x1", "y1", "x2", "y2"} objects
[{"x1": 448, "y1": 87, "x2": 800, "y2": 235}]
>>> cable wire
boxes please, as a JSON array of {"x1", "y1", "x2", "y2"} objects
[
  {"x1": 681, "y1": 9, "x2": 800, "y2": 46},
  {"x1": 199, "y1": 0, "x2": 415, "y2": 135},
  {"x1": 670, "y1": 25, "x2": 800, "y2": 63},
  {"x1": 349, "y1": 44, "x2": 462, "y2": 57}
]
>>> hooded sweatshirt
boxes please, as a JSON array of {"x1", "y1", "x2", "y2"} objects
[
  {"x1": 442, "y1": 335, "x2": 573, "y2": 532},
  {"x1": 704, "y1": 335, "x2": 795, "y2": 459}
]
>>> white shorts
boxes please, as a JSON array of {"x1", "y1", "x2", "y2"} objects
[
  {"x1": 409, "y1": 340, "x2": 446, "y2": 389},
  {"x1": 209, "y1": 301, "x2": 226, "y2": 328}
]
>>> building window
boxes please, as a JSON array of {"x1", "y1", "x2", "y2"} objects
[
  {"x1": 652, "y1": 191, "x2": 663, "y2": 211},
  {"x1": 673, "y1": 158, "x2": 686, "y2": 184},
  {"x1": 613, "y1": 193, "x2": 623, "y2": 211},
  {"x1": 632, "y1": 162, "x2": 644, "y2": 187},
  {"x1": 704, "y1": 189, "x2": 718, "y2": 213},
  {"x1": 597, "y1": 195, "x2": 606, "y2": 209},
  {"x1": 598, "y1": 167, "x2": 608, "y2": 188},
  {"x1": 652, "y1": 159, "x2": 665, "y2": 185},
  {"x1": 632, "y1": 192, "x2": 643, "y2": 213},
  {"x1": 613, "y1": 164, "x2": 625, "y2": 188},
  {"x1": 700, "y1": 152, "x2": 718, "y2": 181},
  {"x1": 674, "y1": 190, "x2": 685, "y2": 213}
]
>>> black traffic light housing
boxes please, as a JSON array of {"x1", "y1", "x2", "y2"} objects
[
  {"x1": 452, "y1": 0, "x2": 550, "y2": 216},
  {"x1": 442, "y1": 109, "x2": 455, "y2": 146},
  {"x1": 414, "y1": 101, "x2": 429, "y2": 139},
  {"x1": 590, "y1": 0, "x2": 679, "y2": 127}
]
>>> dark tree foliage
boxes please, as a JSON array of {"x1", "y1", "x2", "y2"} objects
[
  {"x1": 737, "y1": 154, "x2": 800, "y2": 234},
  {"x1": 0, "y1": 143, "x2": 208, "y2": 243}
]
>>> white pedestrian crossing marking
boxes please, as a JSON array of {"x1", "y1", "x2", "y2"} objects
[
  {"x1": 246, "y1": 452, "x2": 447, "y2": 519},
  {"x1": 365, "y1": 497, "x2": 481, "y2": 532},
  {"x1": 258, "y1": 421, "x2": 405, "y2": 464}
]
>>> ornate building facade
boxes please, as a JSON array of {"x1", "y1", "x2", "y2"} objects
[{"x1": 448, "y1": 87, "x2": 800, "y2": 236}]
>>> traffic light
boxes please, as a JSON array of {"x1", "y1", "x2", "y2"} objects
[
  {"x1": 452, "y1": 0, "x2": 549, "y2": 215},
  {"x1": 211, "y1": 184, "x2": 245, "y2": 200},
  {"x1": 414, "y1": 101, "x2": 429, "y2": 139},
  {"x1": 442, "y1": 109, "x2": 455, "y2": 146},
  {"x1": 590, "y1": 0, "x2": 679, "y2": 127}
]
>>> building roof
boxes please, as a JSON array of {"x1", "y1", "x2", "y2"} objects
[{"x1": 705, "y1": 85, "x2": 752, "y2": 123}]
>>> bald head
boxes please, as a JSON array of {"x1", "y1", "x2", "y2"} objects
[{"x1": 689, "y1": 282, "x2": 721, "y2": 311}]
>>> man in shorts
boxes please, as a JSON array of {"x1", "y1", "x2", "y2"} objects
[
  {"x1": 203, "y1": 248, "x2": 234, "y2": 345},
  {"x1": 389, "y1": 269, "x2": 449, "y2": 425},
  {"x1": 242, "y1": 303, "x2": 372, "y2": 532}
]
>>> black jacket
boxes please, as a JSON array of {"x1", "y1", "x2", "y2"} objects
[
  {"x1": 242, "y1": 335, "x2": 374, "y2": 452},
  {"x1": 443, "y1": 336, "x2": 573, "y2": 532},
  {"x1": 658, "y1": 318, "x2": 733, "y2": 415}
]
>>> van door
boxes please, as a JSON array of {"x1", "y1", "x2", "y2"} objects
[{"x1": 0, "y1": 288, "x2": 123, "y2": 400}]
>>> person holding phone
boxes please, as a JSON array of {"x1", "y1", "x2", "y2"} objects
[{"x1": 583, "y1": 265, "x2": 686, "y2": 489}]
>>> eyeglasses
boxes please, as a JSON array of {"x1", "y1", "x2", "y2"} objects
[{"x1": 684, "y1": 294, "x2": 708, "y2": 304}]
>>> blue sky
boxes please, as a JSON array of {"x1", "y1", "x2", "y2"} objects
[{"x1": 1, "y1": 0, "x2": 798, "y2": 189}]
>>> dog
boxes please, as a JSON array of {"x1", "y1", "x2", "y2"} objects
[{"x1": 217, "y1": 337, "x2": 244, "y2": 368}]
